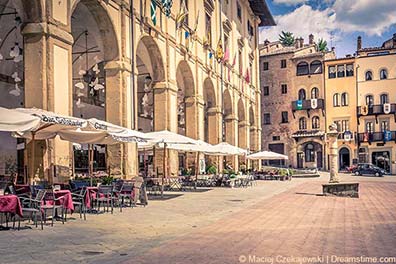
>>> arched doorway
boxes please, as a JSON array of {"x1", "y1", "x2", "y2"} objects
[
  {"x1": 136, "y1": 36, "x2": 165, "y2": 133},
  {"x1": 237, "y1": 98, "x2": 246, "y2": 149},
  {"x1": 300, "y1": 141, "x2": 323, "y2": 169},
  {"x1": 176, "y1": 60, "x2": 195, "y2": 137},
  {"x1": 0, "y1": 1, "x2": 25, "y2": 182},
  {"x1": 223, "y1": 89, "x2": 233, "y2": 143},
  {"x1": 339, "y1": 147, "x2": 350, "y2": 170},
  {"x1": 71, "y1": 0, "x2": 119, "y2": 176},
  {"x1": 203, "y1": 77, "x2": 216, "y2": 144}
]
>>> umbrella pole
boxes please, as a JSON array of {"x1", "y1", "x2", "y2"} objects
[
  {"x1": 144, "y1": 148, "x2": 147, "y2": 178},
  {"x1": 161, "y1": 143, "x2": 166, "y2": 198},
  {"x1": 89, "y1": 144, "x2": 93, "y2": 186},
  {"x1": 195, "y1": 152, "x2": 199, "y2": 190},
  {"x1": 30, "y1": 132, "x2": 36, "y2": 184}
]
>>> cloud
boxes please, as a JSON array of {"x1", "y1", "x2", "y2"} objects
[
  {"x1": 333, "y1": 0, "x2": 396, "y2": 36},
  {"x1": 259, "y1": 5, "x2": 337, "y2": 44},
  {"x1": 272, "y1": 0, "x2": 308, "y2": 5}
]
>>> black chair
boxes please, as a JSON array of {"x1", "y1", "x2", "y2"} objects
[
  {"x1": 20, "y1": 190, "x2": 47, "y2": 230},
  {"x1": 71, "y1": 188, "x2": 87, "y2": 220},
  {"x1": 93, "y1": 185, "x2": 114, "y2": 214},
  {"x1": 119, "y1": 182, "x2": 134, "y2": 211}
]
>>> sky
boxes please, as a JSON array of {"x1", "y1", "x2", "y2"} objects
[{"x1": 259, "y1": 0, "x2": 396, "y2": 57}]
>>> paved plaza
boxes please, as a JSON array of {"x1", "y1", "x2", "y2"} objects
[{"x1": 1, "y1": 173, "x2": 396, "y2": 264}]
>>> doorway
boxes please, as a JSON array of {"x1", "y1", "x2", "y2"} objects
[
  {"x1": 297, "y1": 152, "x2": 304, "y2": 168},
  {"x1": 372, "y1": 151, "x2": 390, "y2": 173},
  {"x1": 339, "y1": 147, "x2": 350, "y2": 170}
]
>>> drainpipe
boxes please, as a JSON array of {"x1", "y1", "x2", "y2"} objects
[{"x1": 130, "y1": 0, "x2": 136, "y2": 129}]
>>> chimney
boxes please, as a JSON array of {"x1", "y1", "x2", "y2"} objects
[
  {"x1": 295, "y1": 37, "x2": 300, "y2": 48},
  {"x1": 309, "y1": 34, "x2": 314, "y2": 45},
  {"x1": 357, "y1": 36, "x2": 362, "y2": 50},
  {"x1": 264, "y1": 39, "x2": 270, "y2": 46},
  {"x1": 300, "y1": 38, "x2": 304, "y2": 47},
  {"x1": 346, "y1": 54, "x2": 351, "y2": 58},
  {"x1": 331, "y1": 47, "x2": 335, "y2": 52},
  {"x1": 393, "y1": 33, "x2": 396, "y2": 47}
]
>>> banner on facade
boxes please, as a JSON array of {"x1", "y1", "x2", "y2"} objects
[
  {"x1": 383, "y1": 103, "x2": 391, "y2": 114},
  {"x1": 383, "y1": 130, "x2": 392, "y2": 142},
  {"x1": 344, "y1": 131, "x2": 352, "y2": 141},
  {"x1": 311, "y1": 99, "x2": 318, "y2": 109},
  {"x1": 297, "y1": 100, "x2": 303, "y2": 110},
  {"x1": 361, "y1": 105, "x2": 369, "y2": 115}
]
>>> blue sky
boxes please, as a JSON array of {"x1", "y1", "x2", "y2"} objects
[{"x1": 259, "y1": 0, "x2": 396, "y2": 57}]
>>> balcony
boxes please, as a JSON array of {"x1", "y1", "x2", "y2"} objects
[
  {"x1": 291, "y1": 99, "x2": 324, "y2": 118},
  {"x1": 338, "y1": 132, "x2": 354, "y2": 141},
  {"x1": 292, "y1": 99, "x2": 324, "y2": 111},
  {"x1": 357, "y1": 131, "x2": 396, "y2": 144},
  {"x1": 357, "y1": 104, "x2": 396, "y2": 117}
]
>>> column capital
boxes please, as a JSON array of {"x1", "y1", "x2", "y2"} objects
[
  {"x1": 105, "y1": 60, "x2": 132, "y2": 73},
  {"x1": 22, "y1": 22, "x2": 74, "y2": 45},
  {"x1": 224, "y1": 114, "x2": 238, "y2": 122},
  {"x1": 152, "y1": 82, "x2": 178, "y2": 93},
  {"x1": 207, "y1": 106, "x2": 222, "y2": 115},
  {"x1": 238, "y1": 120, "x2": 250, "y2": 127}
]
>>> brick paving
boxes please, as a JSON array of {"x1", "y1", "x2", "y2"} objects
[
  {"x1": 126, "y1": 181, "x2": 396, "y2": 264},
  {"x1": 1, "y1": 174, "x2": 396, "y2": 264}
]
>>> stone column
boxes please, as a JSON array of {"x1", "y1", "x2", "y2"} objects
[
  {"x1": 206, "y1": 106, "x2": 222, "y2": 171},
  {"x1": 328, "y1": 125, "x2": 340, "y2": 183},
  {"x1": 105, "y1": 60, "x2": 137, "y2": 179},
  {"x1": 224, "y1": 114, "x2": 238, "y2": 171},
  {"x1": 22, "y1": 22, "x2": 74, "y2": 184}
]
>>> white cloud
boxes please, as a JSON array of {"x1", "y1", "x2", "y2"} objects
[
  {"x1": 259, "y1": 0, "x2": 396, "y2": 45},
  {"x1": 333, "y1": 0, "x2": 396, "y2": 36},
  {"x1": 259, "y1": 5, "x2": 337, "y2": 44},
  {"x1": 272, "y1": 0, "x2": 308, "y2": 6}
]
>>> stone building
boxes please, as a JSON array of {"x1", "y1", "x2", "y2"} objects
[
  {"x1": 0, "y1": 0, "x2": 274, "y2": 183},
  {"x1": 355, "y1": 34, "x2": 396, "y2": 173},
  {"x1": 324, "y1": 56, "x2": 357, "y2": 170},
  {"x1": 259, "y1": 36, "x2": 335, "y2": 169}
]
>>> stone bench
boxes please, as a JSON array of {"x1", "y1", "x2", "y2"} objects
[{"x1": 322, "y1": 182, "x2": 359, "y2": 198}]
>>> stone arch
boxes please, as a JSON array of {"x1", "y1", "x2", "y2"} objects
[
  {"x1": 2, "y1": 0, "x2": 44, "y2": 23},
  {"x1": 176, "y1": 60, "x2": 196, "y2": 136},
  {"x1": 249, "y1": 105, "x2": 256, "y2": 151},
  {"x1": 223, "y1": 89, "x2": 233, "y2": 117},
  {"x1": 237, "y1": 98, "x2": 247, "y2": 150},
  {"x1": 203, "y1": 77, "x2": 217, "y2": 143},
  {"x1": 72, "y1": 0, "x2": 119, "y2": 62},
  {"x1": 136, "y1": 36, "x2": 165, "y2": 132}
]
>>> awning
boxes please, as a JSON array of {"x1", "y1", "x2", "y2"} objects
[
  {"x1": 212, "y1": 142, "x2": 248, "y2": 156},
  {"x1": 247, "y1": 150, "x2": 288, "y2": 160}
]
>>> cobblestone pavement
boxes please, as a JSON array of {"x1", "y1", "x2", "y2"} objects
[{"x1": 1, "y1": 173, "x2": 396, "y2": 264}]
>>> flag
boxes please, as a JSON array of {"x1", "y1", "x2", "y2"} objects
[
  {"x1": 185, "y1": 31, "x2": 190, "y2": 48},
  {"x1": 162, "y1": 0, "x2": 173, "y2": 17},
  {"x1": 150, "y1": 0, "x2": 157, "y2": 26},
  {"x1": 215, "y1": 38, "x2": 224, "y2": 62},
  {"x1": 176, "y1": 0, "x2": 188, "y2": 30},
  {"x1": 244, "y1": 68, "x2": 250, "y2": 83},
  {"x1": 192, "y1": 10, "x2": 200, "y2": 34},
  {"x1": 231, "y1": 52, "x2": 237, "y2": 67},
  {"x1": 222, "y1": 47, "x2": 230, "y2": 64}
]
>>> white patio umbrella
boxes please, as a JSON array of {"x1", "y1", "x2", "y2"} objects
[
  {"x1": 247, "y1": 150, "x2": 288, "y2": 160},
  {"x1": 0, "y1": 107, "x2": 41, "y2": 132},
  {"x1": 212, "y1": 142, "x2": 248, "y2": 156}
]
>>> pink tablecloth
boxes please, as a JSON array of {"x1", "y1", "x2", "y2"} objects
[
  {"x1": 0, "y1": 195, "x2": 23, "y2": 217},
  {"x1": 85, "y1": 187, "x2": 98, "y2": 209},
  {"x1": 45, "y1": 190, "x2": 74, "y2": 212}
]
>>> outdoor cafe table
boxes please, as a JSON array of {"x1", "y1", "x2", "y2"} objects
[
  {"x1": 85, "y1": 187, "x2": 98, "y2": 209},
  {"x1": 45, "y1": 190, "x2": 74, "y2": 212},
  {"x1": 0, "y1": 194, "x2": 23, "y2": 218}
]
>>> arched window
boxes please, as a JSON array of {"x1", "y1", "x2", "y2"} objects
[
  {"x1": 380, "y1": 69, "x2": 388, "y2": 80},
  {"x1": 333, "y1": 93, "x2": 340, "y2": 107},
  {"x1": 311, "y1": 87, "x2": 319, "y2": 99},
  {"x1": 380, "y1": 93, "x2": 389, "y2": 104},
  {"x1": 312, "y1": 116, "x2": 320, "y2": 129},
  {"x1": 365, "y1": 95, "x2": 374, "y2": 106},
  {"x1": 305, "y1": 144, "x2": 315, "y2": 162},
  {"x1": 299, "y1": 117, "x2": 307, "y2": 130},
  {"x1": 298, "y1": 89, "x2": 306, "y2": 100},
  {"x1": 297, "y1": 61, "x2": 309, "y2": 76},
  {"x1": 365, "y1": 71, "x2": 373, "y2": 81},
  {"x1": 310, "y1": 61, "x2": 322, "y2": 74},
  {"x1": 341, "y1": 92, "x2": 349, "y2": 106}
]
